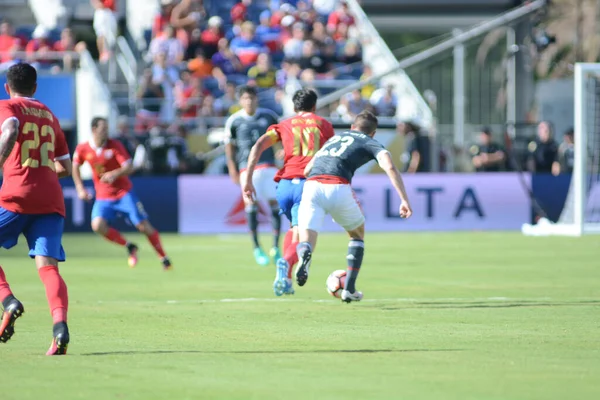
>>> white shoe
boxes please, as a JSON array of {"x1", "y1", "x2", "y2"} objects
[{"x1": 341, "y1": 290, "x2": 363, "y2": 303}]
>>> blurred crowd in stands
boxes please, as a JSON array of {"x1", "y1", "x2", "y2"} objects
[
  {"x1": 0, "y1": 20, "x2": 87, "y2": 73},
  {"x1": 137, "y1": 0, "x2": 399, "y2": 132}
]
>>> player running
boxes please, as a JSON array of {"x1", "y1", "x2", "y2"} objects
[
  {"x1": 224, "y1": 86, "x2": 281, "y2": 266},
  {"x1": 72, "y1": 117, "x2": 171, "y2": 270},
  {"x1": 297, "y1": 111, "x2": 412, "y2": 302},
  {"x1": 243, "y1": 89, "x2": 334, "y2": 296},
  {"x1": 0, "y1": 63, "x2": 72, "y2": 355}
]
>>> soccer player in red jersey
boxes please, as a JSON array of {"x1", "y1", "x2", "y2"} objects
[
  {"x1": 72, "y1": 117, "x2": 172, "y2": 270},
  {"x1": 243, "y1": 89, "x2": 334, "y2": 296},
  {"x1": 0, "y1": 63, "x2": 72, "y2": 355}
]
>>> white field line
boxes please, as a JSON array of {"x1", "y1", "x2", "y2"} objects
[{"x1": 90, "y1": 296, "x2": 570, "y2": 305}]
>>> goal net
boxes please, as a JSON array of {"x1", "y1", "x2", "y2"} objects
[{"x1": 523, "y1": 63, "x2": 600, "y2": 236}]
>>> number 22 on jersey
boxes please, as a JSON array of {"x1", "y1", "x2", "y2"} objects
[
  {"x1": 21, "y1": 122, "x2": 56, "y2": 170},
  {"x1": 292, "y1": 126, "x2": 321, "y2": 156}
]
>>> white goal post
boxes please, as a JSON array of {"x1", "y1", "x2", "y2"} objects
[{"x1": 522, "y1": 63, "x2": 600, "y2": 236}]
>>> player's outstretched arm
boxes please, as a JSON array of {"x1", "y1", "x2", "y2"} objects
[
  {"x1": 243, "y1": 134, "x2": 276, "y2": 201},
  {"x1": 0, "y1": 117, "x2": 19, "y2": 168},
  {"x1": 377, "y1": 151, "x2": 412, "y2": 218}
]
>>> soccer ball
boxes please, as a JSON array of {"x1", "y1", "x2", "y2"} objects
[{"x1": 326, "y1": 270, "x2": 347, "y2": 298}]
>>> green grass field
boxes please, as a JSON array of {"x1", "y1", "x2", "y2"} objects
[{"x1": 1, "y1": 232, "x2": 599, "y2": 400}]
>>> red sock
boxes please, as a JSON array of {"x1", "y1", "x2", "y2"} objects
[
  {"x1": 104, "y1": 228, "x2": 127, "y2": 246},
  {"x1": 147, "y1": 231, "x2": 166, "y2": 258},
  {"x1": 285, "y1": 241, "x2": 299, "y2": 279},
  {"x1": 0, "y1": 266, "x2": 13, "y2": 302},
  {"x1": 283, "y1": 230, "x2": 293, "y2": 252},
  {"x1": 38, "y1": 266, "x2": 68, "y2": 324}
]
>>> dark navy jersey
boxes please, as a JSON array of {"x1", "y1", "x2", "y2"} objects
[
  {"x1": 225, "y1": 108, "x2": 279, "y2": 170},
  {"x1": 308, "y1": 130, "x2": 387, "y2": 183}
]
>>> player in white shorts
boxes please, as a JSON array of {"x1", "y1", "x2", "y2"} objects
[
  {"x1": 224, "y1": 86, "x2": 281, "y2": 266},
  {"x1": 296, "y1": 110, "x2": 413, "y2": 302}
]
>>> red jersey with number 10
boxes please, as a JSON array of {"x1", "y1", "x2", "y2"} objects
[
  {"x1": 265, "y1": 112, "x2": 334, "y2": 182},
  {"x1": 0, "y1": 97, "x2": 70, "y2": 216},
  {"x1": 73, "y1": 139, "x2": 132, "y2": 200}
]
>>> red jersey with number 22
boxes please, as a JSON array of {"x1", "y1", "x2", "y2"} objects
[
  {"x1": 0, "y1": 97, "x2": 70, "y2": 216},
  {"x1": 73, "y1": 139, "x2": 132, "y2": 200},
  {"x1": 266, "y1": 112, "x2": 334, "y2": 182}
]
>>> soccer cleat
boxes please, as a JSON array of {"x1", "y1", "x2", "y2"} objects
[
  {"x1": 162, "y1": 257, "x2": 172, "y2": 271},
  {"x1": 46, "y1": 321, "x2": 69, "y2": 356},
  {"x1": 295, "y1": 249, "x2": 312, "y2": 287},
  {"x1": 269, "y1": 247, "x2": 281, "y2": 265},
  {"x1": 127, "y1": 243, "x2": 139, "y2": 268},
  {"x1": 341, "y1": 290, "x2": 363, "y2": 303},
  {"x1": 283, "y1": 278, "x2": 295, "y2": 295},
  {"x1": 0, "y1": 298, "x2": 24, "y2": 343},
  {"x1": 273, "y1": 258, "x2": 290, "y2": 296},
  {"x1": 253, "y1": 248, "x2": 270, "y2": 267}
]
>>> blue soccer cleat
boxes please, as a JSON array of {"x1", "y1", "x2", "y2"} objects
[
  {"x1": 273, "y1": 258, "x2": 290, "y2": 296},
  {"x1": 253, "y1": 248, "x2": 270, "y2": 267}
]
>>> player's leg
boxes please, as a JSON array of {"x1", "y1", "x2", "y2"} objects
[
  {"x1": 0, "y1": 208, "x2": 27, "y2": 343},
  {"x1": 295, "y1": 181, "x2": 327, "y2": 287},
  {"x1": 118, "y1": 191, "x2": 171, "y2": 270},
  {"x1": 273, "y1": 179, "x2": 298, "y2": 295},
  {"x1": 282, "y1": 179, "x2": 305, "y2": 279},
  {"x1": 268, "y1": 199, "x2": 282, "y2": 263},
  {"x1": 91, "y1": 200, "x2": 138, "y2": 266},
  {"x1": 329, "y1": 186, "x2": 366, "y2": 303},
  {"x1": 258, "y1": 167, "x2": 283, "y2": 264},
  {"x1": 25, "y1": 214, "x2": 70, "y2": 355},
  {"x1": 243, "y1": 169, "x2": 269, "y2": 266}
]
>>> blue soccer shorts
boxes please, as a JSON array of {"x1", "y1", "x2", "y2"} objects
[
  {"x1": 276, "y1": 178, "x2": 306, "y2": 227},
  {"x1": 0, "y1": 207, "x2": 66, "y2": 261},
  {"x1": 92, "y1": 191, "x2": 148, "y2": 226}
]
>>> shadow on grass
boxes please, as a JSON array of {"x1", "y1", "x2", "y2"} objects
[
  {"x1": 374, "y1": 300, "x2": 600, "y2": 311},
  {"x1": 80, "y1": 348, "x2": 465, "y2": 356}
]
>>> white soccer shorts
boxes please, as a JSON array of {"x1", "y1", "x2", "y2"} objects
[
  {"x1": 93, "y1": 9, "x2": 117, "y2": 45},
  {"x1": 240, "y1": 167, "x2": 278, "y2": 202},
  {"x1": 298, "y1": 180, "x2": 365, "y2": 232}
]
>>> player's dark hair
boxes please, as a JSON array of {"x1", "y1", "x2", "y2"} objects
[
  {"x1": 353, "y1": 110, "x2": 378, "y2": 136},
  {"x1": 238, "y1": 85, "x2": 257, "y2": 98},
  {"x1": 292, "y1": 88, "x2": 318, "y2": 112},
  {"x1": 91, "y1": 117, "x2": 107, "y2": 129},
  {"x1": 6, "y1": 63, "x2": 37, "y2": 96}
]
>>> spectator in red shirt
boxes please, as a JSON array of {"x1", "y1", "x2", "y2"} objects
[
  {"x1": 201, "y1": 16, "x2": 224, "y2": 59},
  {"x1": 53, "y1": 27, "x2": 87, "y2": 71},
  {"x1": 153, "y1": 0, "x2": 177, "y2": 39},
  {"x1": 26, "y1": 26, "x2": 54, "y2": 66},
  {"x1": 231, "y1": 0, "x2": 252, "y2": 24},
  {"x1": 175, "y1": 71, "x2": 202, "y2": 119},
  {"x1": 0, "y1": 20, "x2": 22, "y2": 65},
  {"x1": 91, "y1": 0, "x2": 117, "y2": 62},
  {"x1": 327, "y1": 0, "x2": 354, "y2": 33}
]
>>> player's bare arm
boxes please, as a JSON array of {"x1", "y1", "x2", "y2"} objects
[
  {"x1": 224, "y1": 141, "x2": 240, "y2": 184},
  {"x1": 377, "y1": 150, "x2": 412, "y2": 218},
  {"x1": 72, "y1": 162, "x2": 93, "y2": 201},
  {"x1": 0, "y1": 117, "x2": 19, "y2": 168},
  {"x1": 243, "y1": 134, "x2": 276, "y2": 201},
  {"x1": 100, "y1": 161, "x2": 133, "y2": 184},
  {"x1": 55, "y1": 158, "x2": 72, "y2": 179}
]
